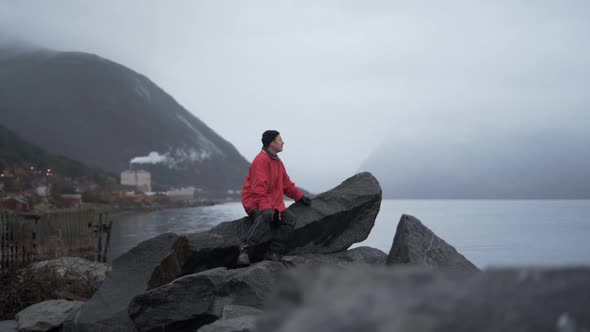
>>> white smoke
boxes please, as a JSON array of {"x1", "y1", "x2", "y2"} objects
[
  {"x1": 130, "y1": 152, "x2": 169, "y2": 164},
  {"x1": 129, "y1": 148, "x2": 212, "y2": 167}
]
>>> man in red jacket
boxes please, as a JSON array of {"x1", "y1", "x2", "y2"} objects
[{"x1": 237, "y1": 130, "x2": 311, "y2": 266}]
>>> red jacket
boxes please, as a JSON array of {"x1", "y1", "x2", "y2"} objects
[{"x1": 241, "y1": 150, "x2": 304, "y2": 214}]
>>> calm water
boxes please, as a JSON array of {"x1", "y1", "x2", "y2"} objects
[{"x1": 110, "y1": 200, "x2": 590, "y2": 268}]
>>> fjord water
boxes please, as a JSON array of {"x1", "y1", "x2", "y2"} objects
[
  {"x1": 362, "y1": 199, "x2": 590, "y2": 268},
  {"x1": 110, "y1": 200, "x2": 590, "y2": 268}
]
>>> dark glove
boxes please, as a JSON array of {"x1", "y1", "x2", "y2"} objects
[
  {"x1": 299, "y1": 196, "x2": 312, "y2": 206},
  {"x1": 249, "y1": 208, "x2": 261, "y2": 221},
  {"x1": 260, "y1": 208, "x2": 274, "y2": 223}
]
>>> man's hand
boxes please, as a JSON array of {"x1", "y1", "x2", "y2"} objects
[
  {"x1": 261, "y1": 208, "x2": 274, "y2": 223},
  {"x1": 249, "y1": 209, "x2": 262, "y2": 223},
  {"x1": 299, "y1": 196, "x2": 312, "y2": 206}
]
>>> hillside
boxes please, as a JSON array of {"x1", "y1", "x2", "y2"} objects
[
  {"x1": 0, "y1": 124, "x2": 116, "y2": 192},
  {"x1": 0, "y1": 47, "x2": 249, "y2": 192}
]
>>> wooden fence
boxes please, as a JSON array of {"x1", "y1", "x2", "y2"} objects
[{"x1": 0, "y1": 209, "x2": 112, "y2": 270}]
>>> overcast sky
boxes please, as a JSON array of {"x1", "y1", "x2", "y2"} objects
[{"x1": 1, "y1": 1, "x2": 589, "y2": 193}]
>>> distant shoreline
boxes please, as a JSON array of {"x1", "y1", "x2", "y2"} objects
[{"x1": 91, "y1": 199, "x2": 223, "y2": 216}]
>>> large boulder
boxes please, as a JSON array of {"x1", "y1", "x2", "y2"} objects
[
  {"x1": 129, "y1": 265, "x2": 280, "y2": 332},
  {"x1": 150, "y1": 172, "x2": 382, "y2": 288},
  {"x1": 16, "y1": 300, "x2": 84, "y2": 332},
  {"x1": 61, "y1": 233, "x2": 179, "y2": 332},
  {"x1": 0, "y1": 259, "x2": 106, "y2": 320},
  {"x1": 129, "y1": 247, "x2": 386, "y2": 332},
  {"x1": 29, "y1": 257, "x2": 111, "y2": 289},
  {"x1": 258, "y1": 266, "x2": 590, "y2": 332},
  {"x1": 387, "y1": 214, "x2": 479, "y2": 272}
]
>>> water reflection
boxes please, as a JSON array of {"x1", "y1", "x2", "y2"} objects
[{"x1": 108, "y1": 202, "x2": 245, "y2": 261}]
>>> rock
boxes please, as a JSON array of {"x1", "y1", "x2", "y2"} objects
[
  {"x1": 129, "y1": 265, "x2": 278, "y2": 332},
  {"x1": 16, "y1": 300, "x2": 83, "y2": 332},
  {"x1": 61, "y1": 233, "x2": 179, "y2": 332},
  {"x1": 197, "y1": 316, "x2": 257, "y2": 332},
  {"x1": 0, "y1": 321, "x2": 17, "y2": 332},
  {"x1": 280, "y1": 172, "x2": 382, "y2": 255},
  {"x1": 281, "y1": 246, "x2": 387, "y2": 267},
  {"x1": 148, "y1": 231, "x2": 237, "y2": 289},
  {"x1": 258, "y1": 266, "x2": 590, "y2": 332},
  {"x1": 387, "y1": 214, "x2": 479, "y2": 272},
  {"x1": 196, "y1": 305, "x2": 262, "y2": 332},
  {"x1": 152, "y1": 172, "x2": 382, "y2": 287},
  {"x1": 29, "y1": 257, "x2": 111, "y2": 286},
  {"x1": 219, "y1": 305, "x2": 263, "y2": 320},
  {"x1": 129, "y1": 247, "x2": 385, "y2": 332}
]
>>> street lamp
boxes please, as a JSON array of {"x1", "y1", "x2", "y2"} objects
[
  {"x1": 45, "y1": 168, "x2": 52, "y2": 197},
  {"x1": 0, "y1": 182, "x2": 5, "y2": 210}
]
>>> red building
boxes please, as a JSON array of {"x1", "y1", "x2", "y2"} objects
[
  {"x1": 60, "y1": 194, "x2": 83, "y2": 208},
  {"x1": 1, "y1": 196, "x2": 31, "y2": 211}
]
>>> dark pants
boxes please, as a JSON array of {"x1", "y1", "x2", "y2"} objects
[{"x1": 244, "y1": 208, "x2": 296, "y2": 255}]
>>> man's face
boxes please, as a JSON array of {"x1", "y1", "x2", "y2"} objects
[{"x1": 269, "y1": 135, "x2": 284, "y2": 153}]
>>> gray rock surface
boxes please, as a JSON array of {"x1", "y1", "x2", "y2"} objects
[
  {"x1": 61, "y1": 233, "x2": 179, "y2": 332},
  {"x1": 197, "y1": 316, "x2": 258, "y2": 332},
  {"x1": 258, "y1": 266, "x2": 590, "y2": 332},
  {"x1": 219, "y1": 305, "x2": 263, "y2": 320},
  {"x1": 129, "y1": 265, "x2": 277, "y2": 332},
  {"x1": 387, "y1": 214, "x2": 479, "y2": 271},
  {"x1": 151, "y1": 172, "x2": 382, "y2": 288},
  {"x1": 129, "y1": 247, "x2": 386, "y2": 332},
  {"x1": 282, "y1": 246, "x2": 387, "y2": 267},
  {"x1": 196, "y1": 305, "x2": 262, "y2": 332},
  {"x1": 16, "y1": 300, "x2": 84, "y2": 332},
  {"x1": 29, "y1": 257, "x2": 111, "y2": 285}
]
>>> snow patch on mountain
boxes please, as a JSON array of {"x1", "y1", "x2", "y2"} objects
[{"x1": 176, "y1": 114, "x2": 224, "y2": 157}]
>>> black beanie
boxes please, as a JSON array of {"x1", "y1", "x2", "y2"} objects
[{"x1": 261, "y1": 130, "x2": 280, "y2": 147}]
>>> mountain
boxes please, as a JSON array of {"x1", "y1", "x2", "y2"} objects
[
  {"x1": 360, "y1": 129, "x2": 590, "y2": 199},
  {"x1": 0, "y1": 123, "x2": 115, "y2": 185},
  {"x1": 0, "y1": 47, "x2": 249, "y2": 192}
]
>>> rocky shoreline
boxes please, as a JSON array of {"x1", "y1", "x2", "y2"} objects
[{"x1": 2, "y1": 172, "x2": 589, "y2": 332}]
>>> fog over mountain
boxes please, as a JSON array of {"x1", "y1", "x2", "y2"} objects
[
  {"x1": 1, "y1": 1, "x2": 589, "y2": 194},
  {"x1": 361, "y1": 127, "x2": 590, "y2": 199}
]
